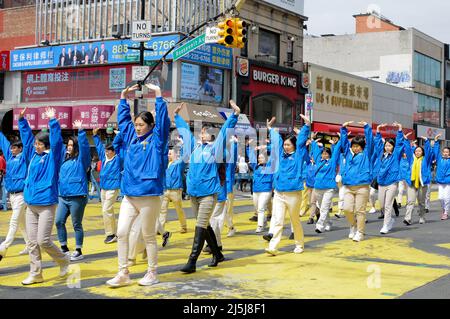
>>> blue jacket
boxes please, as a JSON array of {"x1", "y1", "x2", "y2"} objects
[
  {"x1": 164, "y1": 141, "x2": 189, "y2": 190},
  {"x1": 375, "y1": 130, "x2": 404, "y2": 186},
  {"x1": 118, "y1": 97, "x2": 170, "y2": 197},
  {"x1": 271, "y1": 124, "x2": 310, "y2": 192},
  {"x1": 404, "y1": 139, "x2": 433, "y2": 187},
  {"x1": 314, "y1": 140, "x2": 342, "y2": 190},
  {"x1": 371, "y1": 132, "x2": 383, "y2": 180},
  {"x1": 433, "y1": 142, "x2": 450, "y2": 184},
  {"x1": 0, "y1": 120, "x2": 32, "y2": 193},
  {"x1": 94, "y1": 135, "x2": 122, "y2": 190},
  {"x1": 305, "y1": 140, "x2": 322, "y2": 189},
  {"x1": 175, "y1": 113, "x2": 238, "y2": 197},
  {"x1": 248, "y1": 146, "x2": 274, "y2": 193},
  {"x1": 21, "y1": 118, "x2": 63, "y2": 206},
  {"x1": 340, "y1": 124, "x2": 374, "y2": 186},
  {"x1": 399, "y1": 156, "x2": 409, "y2": 181},
  {"x1": 226, "y1": 141, "x2": 238, "y2": 194},
  {"x1": 58, "y1": 130, "x2": 91, "y2": 197}
]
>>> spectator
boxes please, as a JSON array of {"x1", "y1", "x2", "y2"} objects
[{"x1": 238, "y1": 156, "x2": 249, "y2": 191}]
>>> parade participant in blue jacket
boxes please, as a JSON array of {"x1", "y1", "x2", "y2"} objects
[
  {"x1": 156, "y1": 135, "x2": 189, "y2": 246},
  {"x1": 265, "y1": 114, "x2": 310, "y2": 256},
  {"x1": 106, "y1": 83, "x2": 170, "y2": 288},
  {"x1": 314, "y1": 137, "x2": 342, "y2": 233},
  {"x1": 305, "y1": 139, "x2": 322, "y2": 225},
  {"x1": 374, "y1": 122, "x2": 404, "y2": 234},
  {"x1": 403, "y1": 136, "x2": 433, "y2": 225},
  {"x1": 55, "y1": 120, "x2": 91, "y2": 261},
  {"x1": 0, "y1": 109, "x2": 31, "y2": 261},
  {"x1": 339, "y1": 120, "x2": 374, "y2": 242},
  {"x1": 368, "y1": 131, "x2": 383, "y2": 216},
  {"x1": 224, "y1": 136, "x2": 238, "y2": 237},
  {"x1": 19, "y1": 107, "x2": 70, "y2": 285},
  {"x1": 93, "y1": 127, "x2": 122, "y2": 244},
  {"x1": 432, "y1": 134, "x2": 450, "y2": 221},
  {"x1": 175, "y1": 100, "x2": 239, "y2": 274},
  {"x1": 248, "y1": 140, "x2": 275, "y2": 234}
]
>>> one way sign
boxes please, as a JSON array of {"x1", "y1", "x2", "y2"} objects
[{"x1": 132, "y1": 20, "x2": 152, "y2": 42}]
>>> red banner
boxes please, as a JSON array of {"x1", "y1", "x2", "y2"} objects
[
  {"x1": 13, "y1": 108, "x2": 39, "y2": 130},
  {"x1": 37, "y1": 106, "x2": 72, "y2": 129},
  {"x1": 72, "y1": 105, "x2": 114, "y2": 129},
  {"x1": 0, "y1": 51, "x2": 9, "y2": 71},
  {"x1": 21, "y1": 64, "x2": 173, "y2": 103}
]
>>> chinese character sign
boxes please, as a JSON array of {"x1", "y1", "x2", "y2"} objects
[
  {"x1": 72, "y1": 105, "x2": 114, "y2": 129},
  {"x1": 13, "y1": 108, "x2": 39, "y2": 130}
]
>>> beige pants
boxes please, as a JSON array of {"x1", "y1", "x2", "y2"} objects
[
  {"x1": 209, "y1": 200, "x2": 228, "y2": 247},
  {"x1": 157, "y1": 189, "x2": 187, "y2": 234},
  {"x1": 397, "y1": 180, "x2": 407, "y2": 204},
  {"x1": 308, "y1": 187, "x2": 318, "y2": 218},
  {"x1": 117, "y1": 196, "x2": 160, "y2": 271},
  {"x1": 101, "y1": 189, "x2": 119, "y2": 236},
  {"x1": 378, "y1": 183, "x2": 398, "y2": 228},
  {"x1": 191, "y1": 195, "x2": 218, "y2": 229},
  {"x1": 26, "y1": 204, "x2": 67, "y2": 276},
  {"x1": 225, "y1": 193, "x2": 235, "y2": 229},
  {"x1": 343, "y1": 185, "x2": 370, "y2": 234},
  {"x1": 128, "y1": 213, "x2": 145, "y2": 260},
  {"x1": 405, "y1": 184, "x2": 427, "y2": 221},
  {"x1": 299, "y1": 185, "x2": 311, "y2": 216},
  {"x1": 269, "y1": 190, "x2": 304, "y2": 250},
  {"x1": 0, "y1": 193, "x2": 29, "y2": 256}
]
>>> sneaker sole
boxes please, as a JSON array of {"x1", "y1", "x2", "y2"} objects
[
  {"x1": 70, "y1": 256, "x2": 84, "y2": 261},
  {"x1": 107, "y1": 281, "x2": 132, "y2": 288},
  {"x1": 138, "y1": 280, "x2": 159, "y2": 286},
  {"x1": 22, "y1": 279, "x2": 44, "y2": 285}
]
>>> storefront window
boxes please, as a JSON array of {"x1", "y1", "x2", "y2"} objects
[
  {"x1": 180, "y1": 62, "x2": 224, "y2": 104},
  {"x1": 446, "y1": 97, "x2": 450, "y2": 127},
  {"x1": 414, "y1": 52, "x2": 441, "y2": 88},
  {"x1": 252, "y1": 95, "x2": 292, "y2": 125},
  {"x1": 258, "y1": 29, "x2": 279, "y2": 65},
  {"x1": 414, "y1": 92, "x2": 441, "y2": 126}
]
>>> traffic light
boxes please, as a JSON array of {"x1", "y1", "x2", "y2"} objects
[
  {"x1": 234, "y1": 18, "x2": 247, "y2": 49},
  {"x1": 217, "y1": 18, "x2": 235, "y2": 47}
]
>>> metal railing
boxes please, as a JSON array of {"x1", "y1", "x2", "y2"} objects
[{"x1": 36, "y1": 0, "x2": 235, "y2": 45}]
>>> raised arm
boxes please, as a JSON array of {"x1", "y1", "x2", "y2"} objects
[
  {"x1": 73, "y1": 120, "x2": 91, "y2": 171},
  {"x1": 423, "y1": 138, "x2": 433, "y2": 166},
  {"x1": 0, "y1": 132, "x2": 11, "y2": 161},
  {"x1": 310, "y1": 140, "x2": 322, "y2": 164},
  {"x1": 146, "y1": 83, "x2": 170, "y2": 152},
  {"x1": 47, "y1": 108, "x2": 63, "y2": 170},
  {"x1": 93, "y1": 129, "x2": 105, "y2": 162},
  {"x1": 331, "y1": 139, "x2": 342, "y2": 166},
  {"x1": 18, "y1": 112, "x2": 35, "y2": 162},
  {"x1": 392, "y1": 122, "x2": 404, "y2": 160},
  {"x1": 212, "y1": 100, "x2": 239, "y2": 155},
  {"x1": 340, "y1": 121, "x2": 353, "y2": 157},
  {"x1": 296, "y1": 114, "x2": 311, "y2": 150},
  {"x1": 362, "y1": 121, "x2": 373, "y2": 158},
  {"x1": 118, "y1": 85, "x2": 140, "y2": 146}
]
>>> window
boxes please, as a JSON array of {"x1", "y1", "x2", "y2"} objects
[
  {"x1": 286, "y1": 40, "x2": 294, "y2": 67},
  {"x1": 414, "y1": 92, "x2": 441, "y2": 126},
  {"x1": 414, "y1": 52, "x2": 441, "y2": 88},
  {"x1": 252, "y1": 95, "x2": 292, "y2": 125},
  {"x1": 446, "y1": 97, "x2": 450, "y2": 127},
  {"x1": 180, "y1": 62, "x2": 224, "y2": 104},
  {"x1": 258, "y1": 29, "x2": 279, "y2": 64}
]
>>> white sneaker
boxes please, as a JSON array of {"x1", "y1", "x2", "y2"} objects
[
  {"x1": 21, "y1": 274, "x2": 44, "y2": 285},
  {"x1": 265, "y1": 248, "x2": 279, "y2": 256},
  {"x1": 419, "y1": 217, "x2": 425, "y2": 224},
  {"x1": 325, "y1": 223, "x2": 332, "y2": 232},
  {"x1": 255, "y1": 226, "x2": 264, "y2": 234},
  {"x1": 315, "y1": 223, "x2": 325, "y2": 233},
  {"x1": 380, "y1": 225, "x2": 389, "y2": 234},
  {"x1": 19, "y1": 247, "x2": 29, "y2": 255},
  {"x1": 138, "y1": 270, "x2": 159, "y2": 286},
  {"x1": 348, "y1": 226, "x2": 357, "y2": 239},
  {"x1": 369, "y1": 207, "x2": 377, "y2": 214},
  {"x1": 353, "y1": 231, "x2": 364, "y2": 242},
  {"x1": 388, "y1": 218, "x2": 395, "y2": 231},
  {"x1": 227, "y1": 227, "x2": 236, "y2": 237},
  {"x1": 293, "y1": 246, "x2": 304, "y2": 254},
  {"x1": 59, "y1": 254, "x2": 71, "y2": 277},
  {"x1": 106, "y1": 270, "x2": 132, "y2": 287}
]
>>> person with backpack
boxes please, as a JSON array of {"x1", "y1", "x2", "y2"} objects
[{"x1": 175, "y1": 100, "x2": 240, "y2": 274}]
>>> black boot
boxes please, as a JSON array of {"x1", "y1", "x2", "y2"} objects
[
  {"x1": 393, "y1": 199, "x2": 400, "y2": 217},
  {"x1": 180, "y1": 226, "x2": 207, "y2": 274},
  {"x1": 205, "y1": 226, "x2": 225, "y2": 267}
]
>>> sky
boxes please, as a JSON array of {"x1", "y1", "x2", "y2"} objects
[{"x1": 304, "y1": 0, "x2": 450, "y2": 44}]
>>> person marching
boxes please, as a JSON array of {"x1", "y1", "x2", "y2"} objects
[
  {"x1": 175, "y1": 100, "x2": 239, "y2": 274},
  {"x1": 432, "y1": 134, "x2": 450, "y2": 220},
  {"x1": 313, "y1": 136, "x2": 342, "y2": 233},
  {"x1": 374, "y1": 122, "x2": 404, "y2": 234},
  {"x1": 93, "y1": 128, "x2": 123, "y2": 244},
  {"x1": 19, "y1": 107, "x2": 70, "y2": 285},
  {"x1": 55, "y1": 120, "x2": 91, "y2": 261},
  {"x1": 106, "y1": 83, "x2": 170, "y2": 287},
  {"x1": 0, "y1": 108, "x2": 31, "y2": 261},
  {"x1": 224, "y1": 135, "x2": 238, "y2": 238},
  {"x1": 403, "y1": 136, "x2": 433, "y2": 225},
  {"x1": 265, "y1": 114, "x2": 310, "y2": 256},
  {"x1": 339, "y1": 120, "x2": 374, "y2": 242}
]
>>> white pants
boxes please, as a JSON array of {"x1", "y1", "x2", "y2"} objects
[
  {"x1": 225, "y1": 193, "x2": 235, "y2": 229},
  {"x1": 378, "y1": 183, "x2": 398, "y2": 228},
  {"x1": 253, "y1": 192, "x2": 272, "y2": 228},
  {"x1": 209, "y1": 200, "x2": 228, "y2": 247},
  {"x1": 397, "y1": 180, "x2": 407, "y2": 204},
  {"x1": 438, "y1": 184, "x2": 450, "y2": 214},
  {"x1": 0, "y1": 193, "x2": 29, "y2": 257},
  {"x1": 314, "y1": 189, "x2": 335, "y2": 229},
  {"x1": 369, "y1": 187, "x2": 378, "y2": 209},
  {"x1": 269, "y1": 190, "x2": 304, "y2": 251},
  {"x1": 100, "y1": 189, "x2": 118, "y2": 236},
  {"x1": 117, "y1": 196, "x2": 160, "y2": 272},
  {"x1": 338, "y1": 184, "x2": 346, "y2": 211},
  {"x1": 128, "y1": 213, "x2": 145, "y2": 261},
  {"x1": 157, "y1": 189, "x2": 187, "y2": 234}
]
